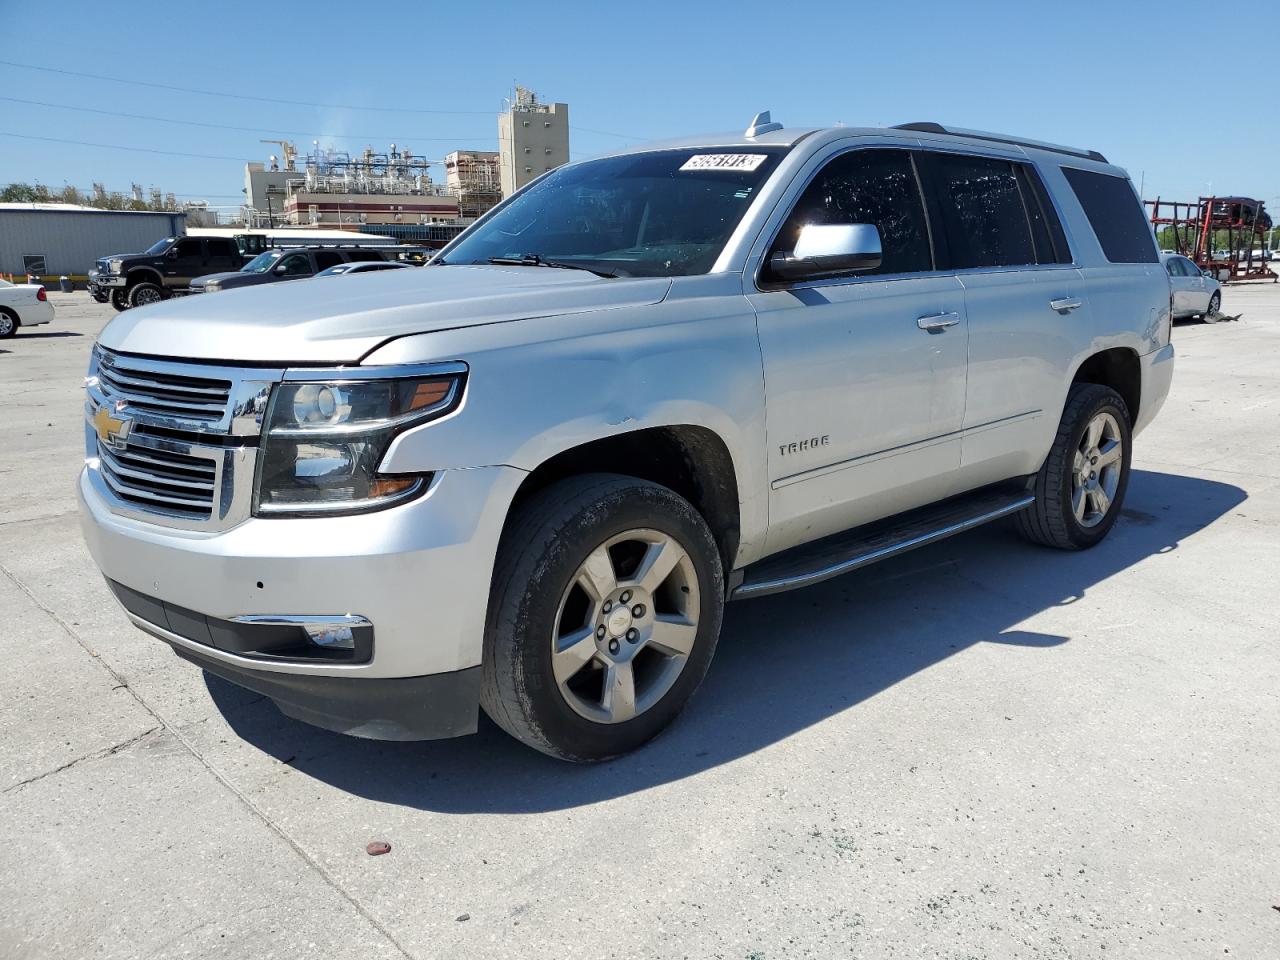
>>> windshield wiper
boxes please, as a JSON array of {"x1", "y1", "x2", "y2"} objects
[{"x1": 487, "y1": 254, "x2": 618, "y2": 278}]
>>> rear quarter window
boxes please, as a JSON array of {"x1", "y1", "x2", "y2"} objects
[{"x1": 1061, "y1": 167, "x2": 1158, "y2": 264}]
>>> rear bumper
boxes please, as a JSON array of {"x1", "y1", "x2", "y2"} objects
[
  {"x1": 17, "y1": 301, "x2": 54, "y2": 326},
  {"x1": 1135, "y1": 342, "x2": 1175, "y2": 436}
]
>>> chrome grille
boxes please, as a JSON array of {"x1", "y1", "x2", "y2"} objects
[
  {"x1": 96, "y1": 438, "x2": 216, "y2": 519},
  {"x1": 98, "y1": 350, "x2": 233, "y2": 423}
]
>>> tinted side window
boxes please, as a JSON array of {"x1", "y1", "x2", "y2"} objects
[
  {"x1": 207, "y1": 239, "x2": 234, "y2": 258},
  {"x1": 1181, "y1": 258, "x2": 1201, "y2": 276},
  {"x1": 769, "y1": 149, "x2": 932, "y2": 276},
  {"x1": 314, "y1": 251, "x2": 344, "y2": 270},
  {"x1": 1164, "y1": 258, "x2": 1181, "y2": 277},
  {"x1": 1060, "y1": 167, "x2": 1158, "y2": 264},
  {"x1": 927, "y1": 154, "x2": 1035, "y2": 269},
  {"x1": 174, "y1": 239, "x2": 203, "y2": 258},
  {"x1": 278, "y1": 253, "x2": 312, "y2": 276},
  {"x1": 1015, "y1": 165, "x2": 1072, "y2": 264},
  {"x1": 345, "y1": 250, "x2": 384, "y2": 263}
]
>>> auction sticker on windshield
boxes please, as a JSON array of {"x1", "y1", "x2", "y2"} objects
[{"x1": 679, "y1": 154, "x2": 769, "y2": 172}]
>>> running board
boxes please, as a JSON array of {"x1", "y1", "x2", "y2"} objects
[{"x1": 732, "y1": 482, "x2": 1034, "y2": 600}]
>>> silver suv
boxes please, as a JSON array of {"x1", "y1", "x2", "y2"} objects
[{"x1": 79, "y1": 115, "x2": 1175, "y2": 761}]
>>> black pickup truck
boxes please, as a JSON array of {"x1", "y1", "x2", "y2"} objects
[{"x1": 89, "y1": 236, "x2": 260, "y2": 310}]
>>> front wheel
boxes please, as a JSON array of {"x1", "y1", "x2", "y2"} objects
[
  {"x1": 482, "y1": 474, "x2": 724, "y2": 762},
  {"x1": 110, "y1": 289, "x2": 129, "y2": 311},
  {"x1": 1203, "y1": 291, "x2": 1221, "y2": 322},
  {"x1": 128, "y1": 282, "x2": 164, "y2": 308},
  {"x1": 1017, "y1": 383, "x2": 1132, "y2": 550}
]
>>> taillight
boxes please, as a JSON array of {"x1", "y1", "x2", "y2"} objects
[{"x1": 36, "y1": 287, "x2": 47, "y2": 301}]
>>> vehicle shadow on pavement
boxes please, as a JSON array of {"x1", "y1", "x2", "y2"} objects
[
  {"x1": 207, "y1": 469, "x2": 1245, "y2": 812},
  {"x1": 13, "y1": 331, "x2": 84, "y2": 339}
]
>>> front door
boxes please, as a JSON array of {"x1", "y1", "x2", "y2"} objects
[
  {"x1": 166, "y1": 238, "x2": 206, "y2": 288},
  {"x1": 747, "y1": 148, "x2": 969, "y2": 554}
]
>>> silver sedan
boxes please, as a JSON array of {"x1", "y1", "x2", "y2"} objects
[{"x1": 1161, "y1": 253, "x2": 1222, "y2": 322}]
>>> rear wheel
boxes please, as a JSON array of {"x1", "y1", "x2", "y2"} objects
[
  {"x1": 482, "y1": 473, "x2": 724, "y2": 762},
  {"x1": 1017, "y1": 383, "x2": 1132, "y2": 550},
  {"x1": 0, "y1": 308, "x2": 17, "y2": 338},
  {"x1": 128, "y1": 282, "x2": 164, "y2": 308}
]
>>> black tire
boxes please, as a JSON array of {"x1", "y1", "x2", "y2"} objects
[
  {"x1": 481, "y1": 473, "x2": 724, "y2": 762},
  {"x1": 1203, "y1": 291, "x2": 1221, "y2": 322},
  {"x1": 128, "y1": 281, "x2": 164, "y2": 308},
  {"x1": 0, "y1": 308, "x2": 17, "y2": 338},
  {"x1": 1017, "y1": 383, "x2": 1132, "y2": 550},
  {"x1": 110, "y1": 289, "x2": 129, "y2": 311}
]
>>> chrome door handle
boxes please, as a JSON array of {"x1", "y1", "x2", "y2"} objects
[
  {"x1": 1050, "y1": 297, "x2": 1083, "y2": 313},
  {"x1": 916, "y1": 311, "x2": 961, "y2": 332}
]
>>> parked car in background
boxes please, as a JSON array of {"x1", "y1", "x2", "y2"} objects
[
  {"x1": 188, "y1": 247, "x2": 390, "y2": 293},
  {"x1": 315, "y1": 260, "x2": 412, "y2": 277},
  {"x1": 1162, "y1": 253, "x2": 1221, "y2": 321},
  {"x1": 391, "y1": 246, "x2": 434, "y2": 265},
  {"x1": 0, "y1": 278, "x2": 54, "y2": 337},
  {"x1": 79, "y1": 117, "x2": 1175, "y2": 761},
  {"x1": 89, "y1": 236, "x2": 246, "y2": 310}
]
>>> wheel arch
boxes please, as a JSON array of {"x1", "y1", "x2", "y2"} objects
[
  {"x1": 1070, "y1": 347, "x2": 1141, "y2": 425},
  {"x1": 505, "y1": 424, "x2": 742, "y2": 577},
  {"x1": 125, "y1": 267, "x2": 163, "y2": 288}
]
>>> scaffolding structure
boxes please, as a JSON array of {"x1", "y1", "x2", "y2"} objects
[
  {"x1": 444, "y1": 151, "x2": 502, "y2": 219},
  {"x1": 1147, "y1": 196, "x2": 1276, "y2": 282}
]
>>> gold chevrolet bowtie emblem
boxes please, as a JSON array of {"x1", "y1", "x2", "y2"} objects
[{"x1": 93, "y1": 402, "x2": 132, "y2": 449}]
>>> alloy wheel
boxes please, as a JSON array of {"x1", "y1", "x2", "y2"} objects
[
  {"x1": 1072, "y1": 411, "x2": 1123, "y2": 528},
  {"x1": 551, "y1": 529, "x2": 700, "y2": 724}
]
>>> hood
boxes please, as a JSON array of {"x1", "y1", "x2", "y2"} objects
[
  {"x1": 97, "y1": 265, "x2": 673, "y2": 364},
  {"x1": 191, "y1": 271, "x2": 251, "y2": 287}
]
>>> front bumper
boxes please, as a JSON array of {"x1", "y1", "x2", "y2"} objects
[
  {"x1": 89, "y1": 272, "x2": 126, "y2": 288},
  {"x1": 78, "y1": 463, "x2": 526, "y2": 739}
]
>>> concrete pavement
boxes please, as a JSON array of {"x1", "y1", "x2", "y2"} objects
[{"x1": 1, "y1": 286, "x2": 1277, "y2": 958}]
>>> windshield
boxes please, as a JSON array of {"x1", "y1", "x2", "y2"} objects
[
  {"x1": 242, "y1": 251, "x2": 284, "y2": 273},
  {"x1": 144, "y1": 238, "x2": 175, "y2": 255},
  {"x1": 440, "y1": 147, "x2": 787, "y2": 277}
]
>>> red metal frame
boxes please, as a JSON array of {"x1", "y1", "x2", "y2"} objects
[{"x1": 1146, "y1": 196, "x2": 1276, "y2": 282}]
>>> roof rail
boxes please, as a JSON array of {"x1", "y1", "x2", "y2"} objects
[{"x1": 892, "y1": 122, "x2": 1108, "y2": 164}]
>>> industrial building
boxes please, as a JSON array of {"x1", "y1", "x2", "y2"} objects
[
  {"x1": 498, "y1": 86, "x2": 570, "y2": 196},
  {"x1": 0, "y1": 203, "x2": 185, "y2": 282}
]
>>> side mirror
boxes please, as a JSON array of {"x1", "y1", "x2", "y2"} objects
[
  {"x1": 274, "y1": 264, "x2": 289, "y2": 275},
  {"x1": 166, "y1": 248, "x2": 179, "y2": 260},
  {"x1": 768, "y1": 223, "x2": 882, "y2": 282}
]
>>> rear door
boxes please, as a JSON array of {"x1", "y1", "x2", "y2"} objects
[
  {"x1": 205, "y1": 238, "x2": 239, "y2": 274},
  {"x1": 313, "y1": 250, "x2": 345, "y2": 272},
  {"x1": 917, "y1": 150, "x2": 1087, "y2": 481}
]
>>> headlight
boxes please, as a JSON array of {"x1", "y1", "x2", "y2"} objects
[
  {"x1": 109, "y1": 259, "x2": 124, "y2": 274},
  {"x1": 253, "y1": 367, "x2": 465, "y2": 517},
  {"x1": 205, "y1": 282, "x2": 221, "y2": 292}
]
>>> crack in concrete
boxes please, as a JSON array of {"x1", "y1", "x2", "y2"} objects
[
  {"x1": 3, "y1": 725, "x2": 162, "y2": 794},
  {"x1": 0, "y1": 560, "x2": 420, "y2": 960}
]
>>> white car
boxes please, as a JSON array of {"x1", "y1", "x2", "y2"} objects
[
  {"x1": 0, "y1": 279, "x2": 54, "y2": 338},
  {"x1": 1161, "y1": 253, "x2": 1221, "y2": 321}
]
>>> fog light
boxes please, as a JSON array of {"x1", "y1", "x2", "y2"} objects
[{"x1": 303, "y1": 623, "x2": 356, "y2": 650}]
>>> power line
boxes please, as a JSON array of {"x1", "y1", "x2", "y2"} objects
[
  {"x1": 0, "y1": 96, "x2": 496, "y2": 143},
  {"x1": 0, "y1": 58, "x2": 494, "y2": 116},
  {"x1": 0, "y1": 131, "x2": 254, "y2": 162},
  {"x1": 0, "y1": 59, "x2": 634, "y2": 139}
]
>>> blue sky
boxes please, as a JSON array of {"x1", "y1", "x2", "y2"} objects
[{"x1": 1, "y1": 0, "x2": 1276, "y2": 213}]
